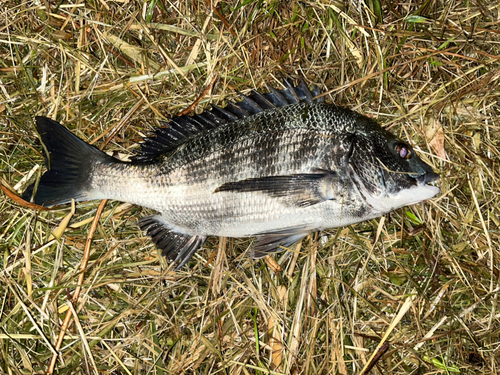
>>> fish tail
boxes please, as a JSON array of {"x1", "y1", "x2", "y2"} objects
[{"x1": 22, "y1": 116, "x2": 117, "y2": 207}]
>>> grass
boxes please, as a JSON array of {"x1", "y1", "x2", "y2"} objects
[{"x1": 1, "y1": 0, "x2": 500, "y2": 373}]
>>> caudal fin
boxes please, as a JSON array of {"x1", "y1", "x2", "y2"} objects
[{"x1": 22, "y1": 116, "x2": 116, "y2": 207}]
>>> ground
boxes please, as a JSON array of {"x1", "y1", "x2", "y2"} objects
[{"x1": 1, "y1": 0, "x2": 500, "y2": 374}]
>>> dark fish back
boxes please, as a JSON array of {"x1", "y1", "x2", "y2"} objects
[{"x1": 132, "y1": 77, "x2": 324, "y2": 164}]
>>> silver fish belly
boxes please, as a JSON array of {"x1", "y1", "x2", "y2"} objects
[{"x1": 23, "y1": 79, "x2": 440, "y2": 267}]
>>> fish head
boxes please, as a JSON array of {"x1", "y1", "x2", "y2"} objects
[{"x1": 348, "y1": 120, "x2": 440, "y2": 213}]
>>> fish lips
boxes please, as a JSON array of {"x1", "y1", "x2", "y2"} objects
[
  {"x1": 413, "y1": 171, "x2": 440, "y2": 186},
  {"x1": 408, "y1": 170, "x2": 441, "y2": 204}
]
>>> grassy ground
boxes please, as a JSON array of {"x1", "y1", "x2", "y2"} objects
[{"x1": 1, "y1": 0, "x2": 500, "y2": 374}]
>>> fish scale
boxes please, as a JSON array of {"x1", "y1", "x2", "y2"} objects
[{"x1": 23, "y1": 78, "x2": 440, "y2": 268}]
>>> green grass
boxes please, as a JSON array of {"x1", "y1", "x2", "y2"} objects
[{"x1": 1, "y1": 0, "x2": 500, "y2": 373}]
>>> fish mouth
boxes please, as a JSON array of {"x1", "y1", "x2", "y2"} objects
[
  {"x1": 348, "y1": 165, "x2": 440, "y2": 214},
  {"x1": 414, "y1": 171, "x2": 440, "y2": 186}
]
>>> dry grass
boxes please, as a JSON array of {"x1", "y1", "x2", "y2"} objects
[{"x1": 1, "y1": 0, "x2": 500, "y2": 374}]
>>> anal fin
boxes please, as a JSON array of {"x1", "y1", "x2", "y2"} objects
[{"x1": 139, "y1": 215, "x2": 206, "y2": 269}]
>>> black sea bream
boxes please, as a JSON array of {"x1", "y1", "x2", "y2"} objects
[{"x1": 23, "y1": 79, "x2": 440, "y2": 267}]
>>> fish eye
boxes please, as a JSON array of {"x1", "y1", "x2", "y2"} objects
[{"x1": 395, "y1": 144, "x2": 411, "y2": 159}]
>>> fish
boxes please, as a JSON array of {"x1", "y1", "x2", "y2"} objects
[{"x1": 22, "y1": 78, "x2": 440, "y2": 268}]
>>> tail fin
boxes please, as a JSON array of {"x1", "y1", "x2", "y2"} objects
[{"x1": 22, "y1": 116, "x2": 116, "y2": 207}]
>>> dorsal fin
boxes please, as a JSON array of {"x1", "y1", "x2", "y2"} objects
[{"x1": 131, "y1": 77, "x2": 324, "y2": 163}]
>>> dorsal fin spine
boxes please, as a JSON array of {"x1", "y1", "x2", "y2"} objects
[
  {"x1": 131, "y1": 77, "x2": 324, "y2": 163},
  {"x1": 249, "y1": 90, "x2": 275, "y2": 109},
  {"x1": 211, "y1": 105, "x2": 239, "y2": 121},
  {"x1": 225, "y1": 102, "x2": 249, "y2": 118}
]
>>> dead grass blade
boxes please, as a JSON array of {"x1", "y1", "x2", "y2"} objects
[{"x1": 47, "y1": 199, "x2": 107, "y2": 374}]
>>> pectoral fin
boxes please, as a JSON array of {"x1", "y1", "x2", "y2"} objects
[{"x1": 214, "y1": 172, "x2": 341, "y2": 208}]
